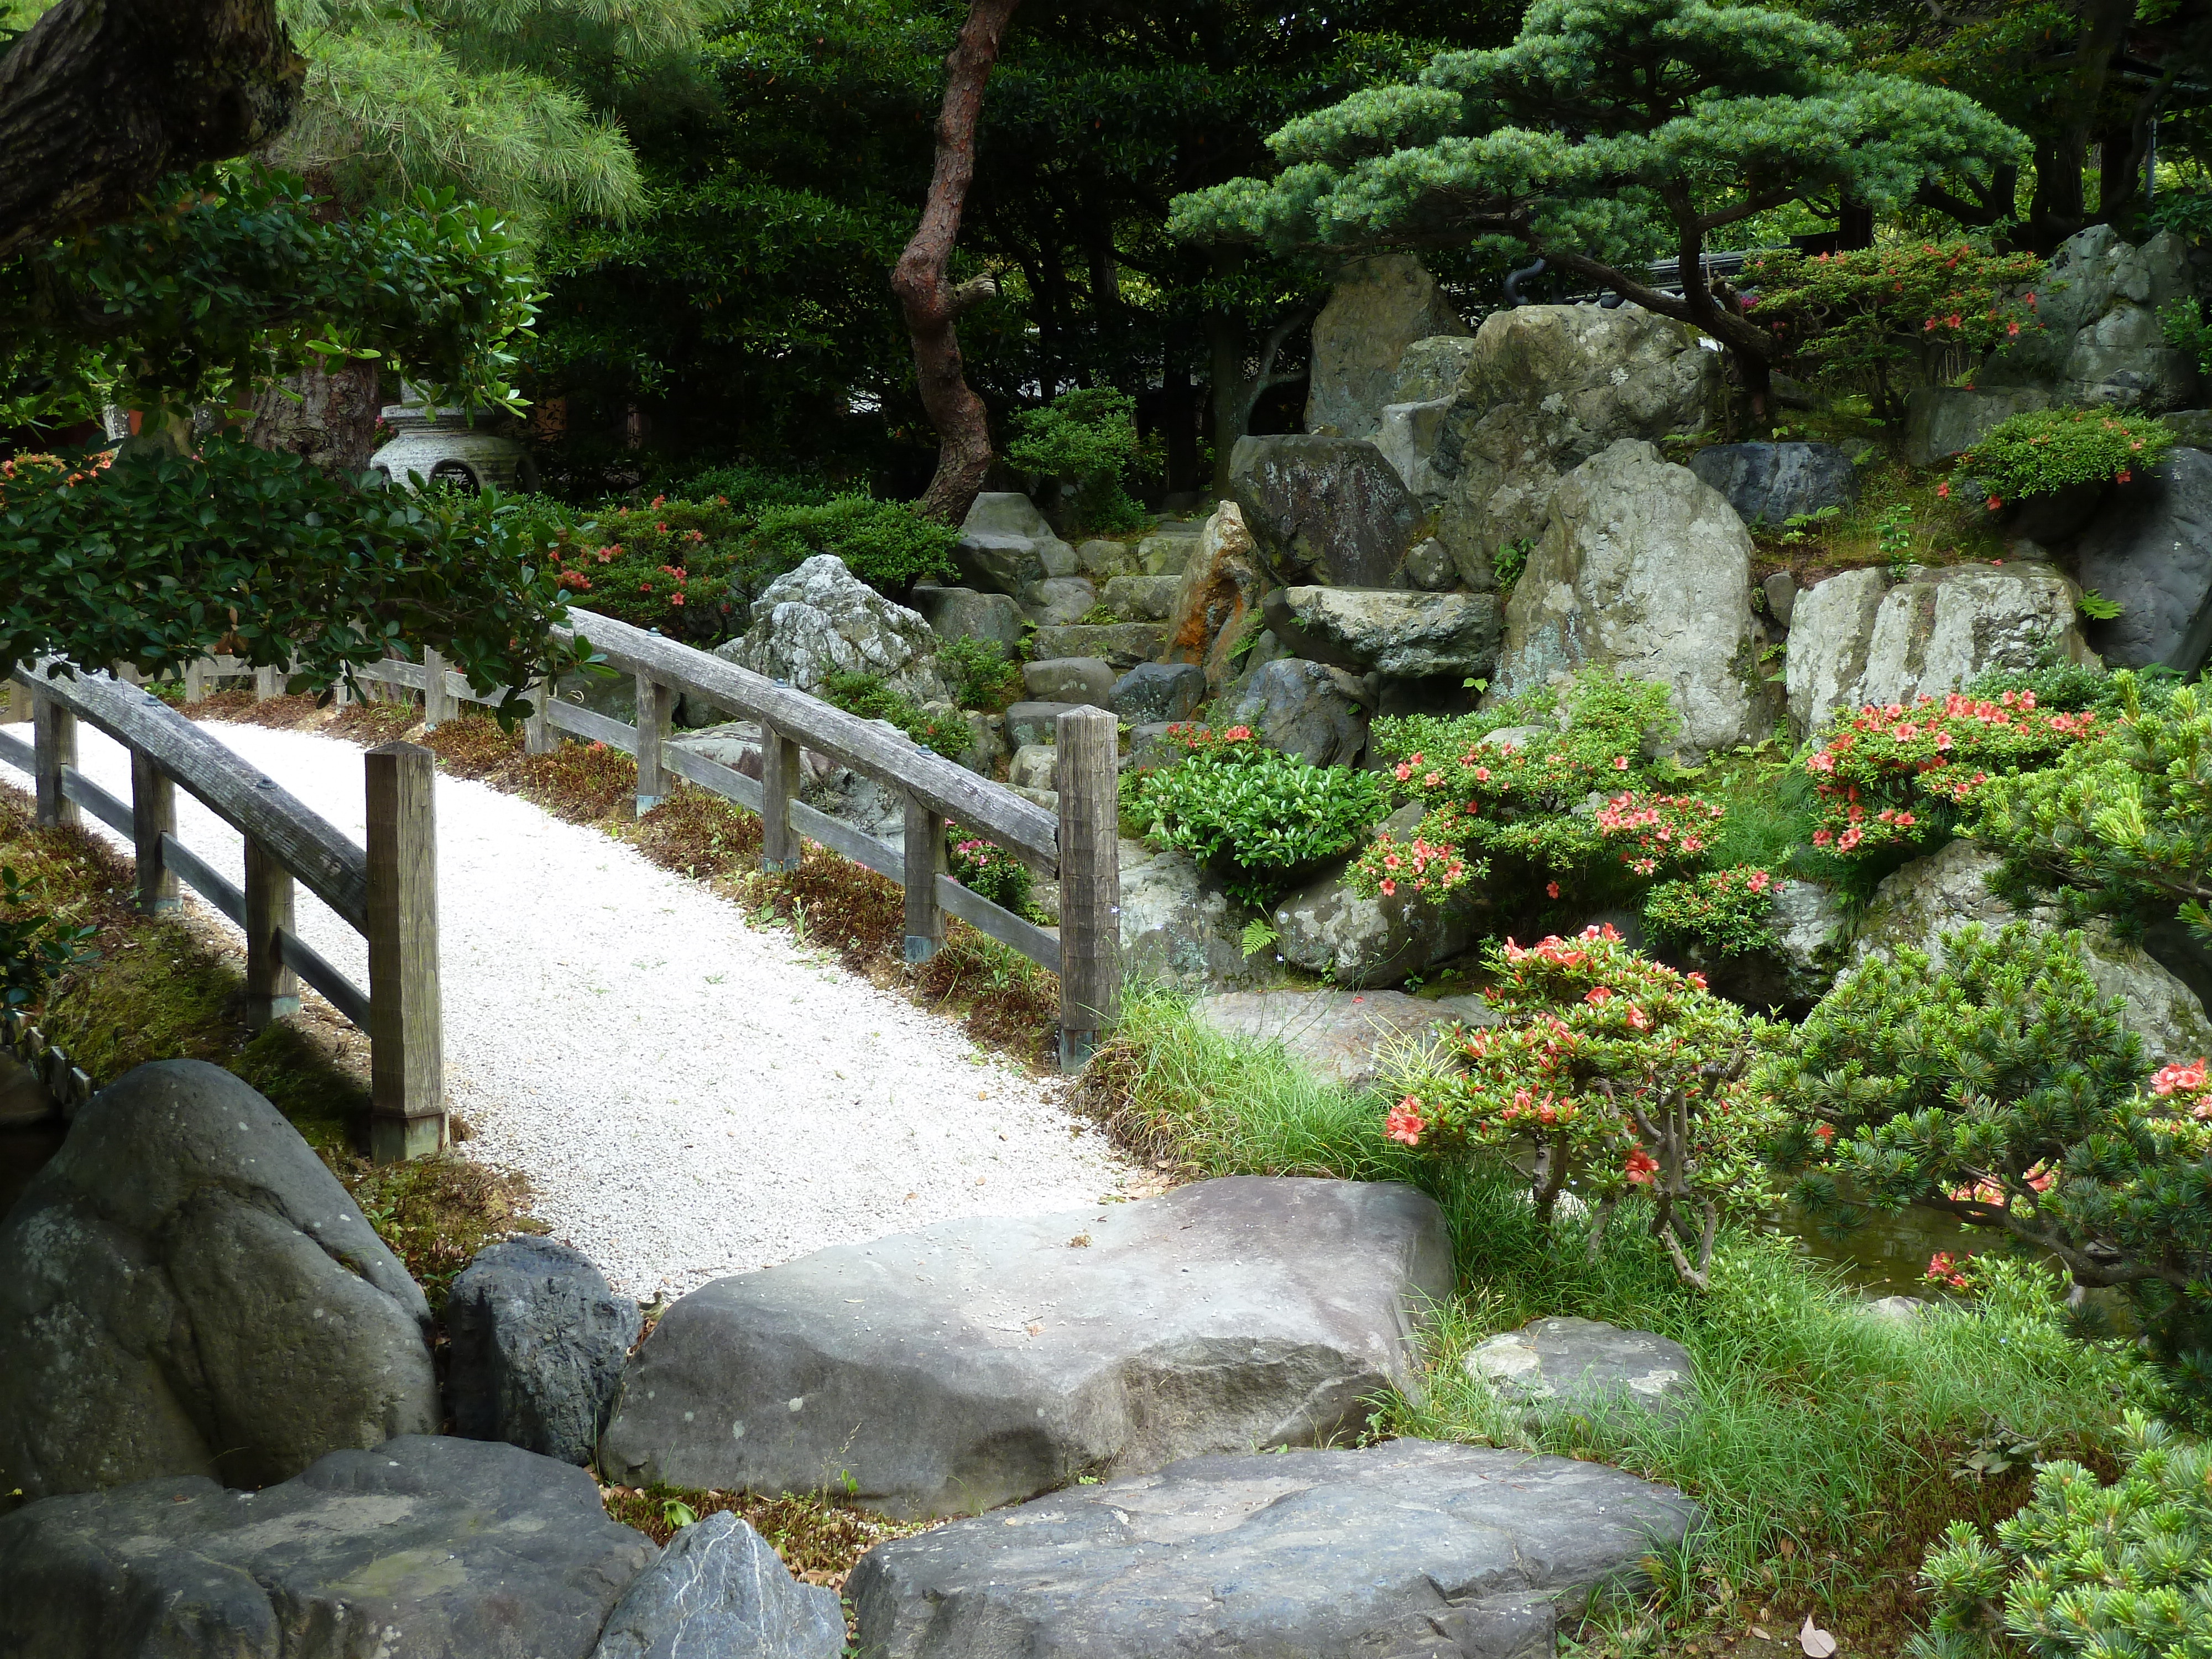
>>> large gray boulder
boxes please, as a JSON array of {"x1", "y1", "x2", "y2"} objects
[
  {"x1": 848, "y1": 1440, "x2": 1701, "y2": 1659},
  {"x1": 0, "y1": 1060, "x2": 437, "y2": 1504},
  {"x1": 1853, "y1": 838, "x2": 2212, "y2": 1065},
  {"x1": 1160, "y1": 500, "x2": 1269, "y2": 690},
  {"x1": 1022, "y1": 655, "x2": 1116, "y2": 708},
  {"x1": 1304, "y1": 254, "x2": 1467, "y2": 440},
  {"x1": 726, "y1": 555, "x2": 950, "y2": 704},
  {"x1": 1689, "y1": 441, "x2": 1858, "y2": 526},
  {"x1": 1465, "y1": 1317, "x2": 1699, "y2": 1425},
  {"x1": 591, "y1": 1511, "x2": 843, "y2": 1659},
  {"x1": 1219, "y1": 657, "x2": 1373, "y2": 767},
  {"x1": 448, "y1": 1237, "x2": 640, "y2": 1468},
  {"x1": 1119, "y1": 839, "x2": 1264, "y2": 989},
  {"x1": 1265, "y1": 586, "x2": 1504, "y2": 680},
  {"x1": 1112, "y1": 661, "x2": 1206, "y2": 725},
  {"x1": 1193, "y1": 987, "x2": 1499, "y2": 1093},
  {"x1": 598, "y1": 1177, "x2": 1452, "y2": 1519},
  {"x1": 1785, "y1": 562, "x2": 2093, "y2": 737},
  {"x1": 951, "y1": 492, "x2": 1077, "y2": 594},
  {"x1": 1102, "y1": 572, "x2": 1179, "y2": 621},
  {"x1": 2074, "y1": 446, "x2": 2212, "y2": 674},
  {"x1": 1018, "y1": 573, "x2": 1097, "y2": 627},
  {"x1": 1493, "y1": 439, "x2": 1765, "y2": 756},
  {"x1": 905, "y1": 584, "x2": 1022, "y2": 649},
  {"x1": 1272, "y1": 807, "x2": 1482, "y2": 989},
  {"x1": 1979, "y1": 225, "x2": 2198, "y2": 410},
  {"x1": 1428, "y1": 305, "x2": 1724, "y2": 585},
  {"x1": 0, "y1": 1436, "x2": 656, "y2": 1659},
  {"x1": 1229, "y1": 435, "x2": 1424, "y2": 589},
  {"x1": 1904, "y1": 385, "x2": 2054, "y2": 466}
]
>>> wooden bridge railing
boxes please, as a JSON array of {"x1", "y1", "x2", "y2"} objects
[{"x1": 0, "y1": 664, "x2": 445, "y2": 1161}]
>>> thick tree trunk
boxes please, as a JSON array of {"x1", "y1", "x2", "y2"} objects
[
  {"x1": 893, "y1": 0, "x2": 1023, "y2": 526},
  {"x1": 0, "y1": 0, "x2": 302, "y2": 261},
  {"x1": 247, "y1": 360, "x2": 385, "y2": 475}
]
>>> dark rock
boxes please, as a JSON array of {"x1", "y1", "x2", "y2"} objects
[
  {"x1": 1404, "y1": 535, "x2": 1458, "y2": 588},
  {"x1": 0, "y1": 1048, "x2": 56, "y2": 1127},
  {"x1": 1005, "y1": 700, "x2": 1079, "y2": 749},
  {"x1": 1015, "y1": 576, "x2": 1097, "y2": 627},
  {"x1": 1119, "y1": 840, "x2": 1264, "y2": 989},
  {"x1": 591, "y1": 1510, "x2": 843, "y2": 1659},
  {"x1": 1219, "y1": 658, "x2": 1372, "y2": 767},
  {"x1": 1128, "y1": 722, "x2": 1187, "y2": 772},
  {"x1": 1229, "y1": 435, "x2": 1423, "y2": 588},
  {"x1": 1193, "y1": 987, "x2": 1500, "y2": 1092},
  {"x1": 2074, "y1": 446, "x2": 2212, "y2": 674},
  {"x1": 1305, "y1": 255, "x2": 1467, "y2": 440},
  {"x1": 1465, "y1": 1318, "x2": 1700, "y2": 1423},
  {"x1": 1031, "y1": 621, "x2": 1167, "y2": 670},
  {"x1": 1021, "y1": 656, "x2": 1117, "y2": 707},
  {"x1": 0, "y1": 1060, "x2": 437, "y2": 1503},
  {"x1": 0, "y1": 1435, "x2": 657, "y2": 1659},
  {"x1": 448, "y1": 1237, "x2": 640, "y2": 1468},
  {"x1": 953, "y1": 493, "x2": 1076, "y2": 595},
  {"x1": 1761, "y1": 571, "x2": 1799, "y2": 628},
  {"x1": 1265, "y1": 586, "x2": 1503, "y2": 679},
  {"x1": 1903, "y1": 385, "x2": 2052, "y2": 466},
  {"x1": 1271, "y1": 805, "x2": 1483, "y2": 989},
  {"x1": 848, "y1": 1439, "x2": 1700, "y2": 1659},
  {"x1": 1689, "y1": 442, "x2": 1858, "y2": 525},
  {"x1": 906, "y1": 585, "x2": 1023, "y2": 649},
  {"x1": 598, "y1": 1177, "x2": 1453, "y2": 1519},
  {"x1": 1112, "y1": 661, "x2": 1206, "y2": 725}
]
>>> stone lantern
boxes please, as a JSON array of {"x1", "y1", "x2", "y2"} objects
[{"x1": 369, "y1": 384, "x2": 536, "y2": 493}]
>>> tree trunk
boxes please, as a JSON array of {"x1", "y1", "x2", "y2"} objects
[
  {"x1": 247, "y1": 361, "x2": 385, "y2": 475},
  {"x1": 0, "y1": 0, "x2": 302, "y2": 261},
  {"x1": 893, "y1": 0, "x2": 1023, "y2": 526}
]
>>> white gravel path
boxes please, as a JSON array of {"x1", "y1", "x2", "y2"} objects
[{"x1": 59, "y1": 719, "x2": 1135, "y2": 1301}]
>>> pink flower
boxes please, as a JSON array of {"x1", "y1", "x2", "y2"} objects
[
  {"x1": 1221, "y1": 726, "x2": 1252, "y2": 742},
  {"x1": 2153, "y1": 1059, "x2": 2210, "y2": 1097},
  {"x1": 1546, "y1": 880, "x2": 1561, "y2": 899},
  {"x1": 1613, "y1": 755, "x2": 1630, "y2": 770},
  {"x1": 1936, "y1": 482, "x2": 1950, "y2": 499},
  {"x1": 1584, "y1": 985, "x2": 1614, "y2": 1005},
  {"x1": 1624, "y1": 1148, "x2": 1658, "y2": 1185},
  {"x1": 1386, "y1": 1097, "x2": 1425, "y2": 1146}
]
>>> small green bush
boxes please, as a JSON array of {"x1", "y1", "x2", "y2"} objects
[
  {"x1": 948, "y1": 834, "x2": 1033, "y2": 915},
  {"x1": 1642, "y1": 865, "x2": 1784, "y2": 956},
  {"x1": 815, "y1": 670, "x2": 971, "y2": 762},
  {"x1": 549, "y1": 495, "x2": 752, "y2": 646},
  {"x1": 938, "y1": 635, "x2": 1022, "y2": 712},
  {"x1": 1004, "y1": 387, "x2": 1146, "y2": 533},
  {"x1": 1134, "y1": 724, "x2": 1388, "y2": 907},
  {"x1": 1915, "y1": 1411, "x2": 2211, "y2": 1659},
  {"x1": 752, "y1": 496, "x2": 959, "y2": 595},
  {"x1": 1, "y1": 864, "x2": 98, "y2": 1009},
  {"x1": 1956, "y1": 407, "x2": 2176, "y2": 507}
]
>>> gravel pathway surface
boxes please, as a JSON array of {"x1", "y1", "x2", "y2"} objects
[{"x1": 61, "y1": 719, "x2": 1135, "y2": 1301}]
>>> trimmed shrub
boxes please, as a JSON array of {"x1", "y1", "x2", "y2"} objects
[
  {"x1": 1642, "y1": 865, "x2": 1785, "y2": 956},
  {"x1": 1004, "y1": 387, "x2": 1145, "y2": 533},
  {"x1": 1955, "y1": 407, "x2": 2176, "y2": 508}
]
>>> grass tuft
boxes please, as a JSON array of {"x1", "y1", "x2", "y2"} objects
[
  {"x1": 597, "y1": 1482, "x2": 933, "y2": 1590},
  {"x1": 331, "y1": 1151, "x2": 544, "y2": 1313}
]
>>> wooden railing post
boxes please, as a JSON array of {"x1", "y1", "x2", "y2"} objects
[
  {"x1": 243, "y1": 838, "x2": 301, "y2": 1028},
  {"x1": 524, "y1": 679, "x2": 555, "y2": 755},
  {"x1": 422, "y1": 648, "x2": 457, "y2": 729},
  {"x1": 32, "y1": 693, "x2": 77, "y2": 830},
  {"x1": 903, "y1": 798, "x2": 948, "y2": 963},
  {"x1": 365, "y1": 742, "x2": 444, "y2": 1161},
  {"x1": 130, "y1": 751, "x2": 179, "y2": 914},
  {"x1": 1055, "y1": 705, "x2": 1120, "y2": 1071},
  {"x1": 634, "y1": 672, "x2": 673, "y2": 814},
  {"x1": 761, "y1": 727, "x2": 801, "y2": 872},
  {"x1": 2, "y1": 682, "x2": 30, "y2": 724},
  {"x1": 183, "y1": 658, "x2": 209, "y2": 703},
  {"x1": 253, "y1": 664, "x2": 283, "y2": 701}
]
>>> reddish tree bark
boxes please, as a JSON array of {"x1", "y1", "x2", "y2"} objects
[{"x1": 893, "y1": 0, "x2": 1022, "y2": 526}]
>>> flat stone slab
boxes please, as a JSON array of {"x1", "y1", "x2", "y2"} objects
[
  {"x1": 1465, "y1": 1317, "x2": 1698, "y2": 1422},
  {"x1": 0, "y1": 1434, "x2": 656, "y2": 1658},
  {"x1": 600, "y1": 1177, "x2": 1452, "y2": 1519},
  {"x1": 1194, "y1": 988, "x2": 1500, "y2": 1092},
  {"x1": 848, "y1": 1439, "x2": 1700, "y2": 1659}
]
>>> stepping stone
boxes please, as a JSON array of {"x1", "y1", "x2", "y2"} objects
[
  {"x1": 599, "y1": 1177, "x2": 1452, "y2": 1519},
  {"x1": 847, "y1": 1439, "x2": 1700, "y2": 1658},
  {"x1": 448, "y1": 1237, "x2": 640, "y2": 1468},
  {"x1": 1194, "y1": 987, "x2": 1500, "y2": 1093},
  {"x1": 0, "y1": 1435, "x2": 657, "y2": 1659},
  {"x1": 1465, "y1": 1317, "x2": 1699, "y2": 1423}
]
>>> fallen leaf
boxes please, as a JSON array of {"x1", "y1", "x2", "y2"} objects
[
  {"x1": 1799, "y1": 1616, "x2": 1837, "y2": 1658},
  {"x1": 1752, "y1": 1629, "x2": 1772, "y2": 1642}
]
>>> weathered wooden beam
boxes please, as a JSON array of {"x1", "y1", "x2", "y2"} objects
[
  {"x1": 364, "y1": 741, "x2": 443, "y2": 1162},
  {"x1": 524, "y1": 680, "x2": 554, "y2": 755},
  {"x1": 243, "y1": 837, "x2": 300, "y2": 1027},
  {"x1": 634, "y1": 673, "x2": 674, "y2": 815},
  {"x1": 32, "y1": 693, "x2": 77, "y2": 829},
  {"x1": 761, "y1": 727, "x2": 802, "y2": 872},
  {"x1": 130, "y1": 749, "x2": 178, "y2": 914},
  {"x1": 903, "y1": 798, "x2": 948, "y2": 963},
  {"x1": 421, "y1": 647, "x2": 457, "y2": 728},
  {"x1": 1055, "y1": 705, "x2": 1120, "y2": 1071}
]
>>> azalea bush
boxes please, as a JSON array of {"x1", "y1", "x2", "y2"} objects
[
  {"x1": 1134, "y1": 724, "x2": 1389, "y2": 907},
  {"x1": 1759, "y1": 922, "x2": 2212, "y2": 1390},
  {"x1": 1914, "y1": 1412, "x2": 2212, "y2": 1659},
  {"x1": 948, "y1": 836, "x2": 1032, "y2": 915},
  {"x1": 1381, "y1": 925, "x2": 1783, "y2": 1287},
  {"x1": 1642, "y1": 866, "x2": 1785, "y2": 957},
  {"x1": 1955, "y1": 408, "x2": 2176, "y2": 508},
  {"x1": 547, "y1": 495, "x2": 750, "y2": 646},
  {"x1": 1974, "y1": 674, "x2": 2212, "y2": 950},
  {"x1": 1594, "y1": 791, "x2": 1727, "y2": 877},
  {"x1": 1802, "y1": 689, "x2": 2099, "y2": 862},
  {"x1": 1741, "y1": 242, "x2": 2046, "y2": 424}
]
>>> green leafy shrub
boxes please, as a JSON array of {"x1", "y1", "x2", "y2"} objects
[
  {"x1": 1004, "y1": 387, "x2": 1145, "y2": 534},
  {"x1": 548, "y1": 495, "x2": 750, "y2": 646},
  {"x1": 1642, "y1": 866, "x2": 1785, "y2": 956},
  {"x1": 1914, "y1": 1412, "x2": 2212, "y2": 1659},
  {"x1": 1741, "y1": 242, "x2": 2046, "y2": 424},
  {"x1": 2164, "y1": 294, "x2": 2212, "y2": 377},
  {"x1": 948, "y1": 836, "x2": 1033, "y2": 915},
  {"x1": 1134, "y1": 723, "x2": 1388, "y2": 907},
  {"x1": 1, "y1": 864, "x2": 98, "y2": 1009},
  {"x1": 938, "y1": 635, "x2": 1022, "y2": 712},
  {"x1": 1802, "y1": 687, "x2": 2099, "y2": 860},
  {"x1": 1381, "y1": 925, "x2": 1783, "y2": 1287},
  {"x1": 751, "y1": 497, "x2": 959, "y2": 596},
  {"x1": 1974, "y1": 674, "x2": 2212, "y2": 949},
  {"x1": 815, "y1": 670, "x2": 971, "y2": 762},
  {"x1": 1955, "y1": 408, "x2": 2176, "y2": 507}
]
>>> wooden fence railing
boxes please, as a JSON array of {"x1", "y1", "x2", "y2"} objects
[
  {"x1": 0, "y1": 664, "x2": 445, "y2": 1160},
  {"x1": 145, "y1": 609, "x2": 1123, "y2": 1070}
]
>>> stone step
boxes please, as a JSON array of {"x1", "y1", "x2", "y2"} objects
[{"x1": 1031, "y1": 622, "x2": 1167, "y2": 670}]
